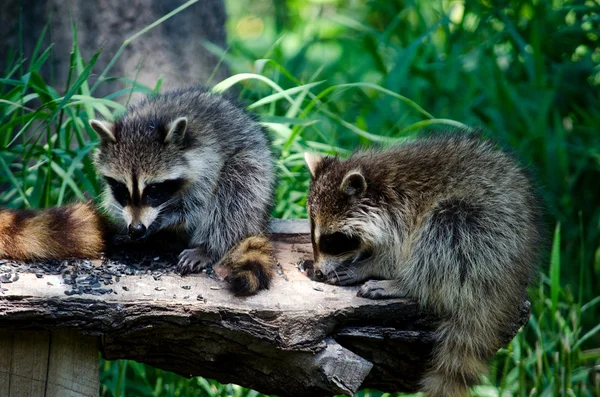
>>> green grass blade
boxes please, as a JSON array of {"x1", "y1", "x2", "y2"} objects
[{"x1": 550, "y1": 223, "x2": 561, "y2": 325}]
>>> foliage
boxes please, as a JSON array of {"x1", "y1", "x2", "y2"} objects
[{"x1": 1, "y1": 0, "x2": 599, "y2": 396}]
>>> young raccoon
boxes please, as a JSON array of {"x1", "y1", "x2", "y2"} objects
[
  {"x1": 90, "y1": 87, "x2": 275, "y2": 295},
  {"x1": 305, "y1": 133, "x2": 542, "y2": 397},
  {"x1": 0, "y1": 87, "x2": 274, "y2": 296}
]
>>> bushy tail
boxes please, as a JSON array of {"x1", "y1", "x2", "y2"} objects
[
  {"x1": 421, "y1": 312, "x2": 500, "y2": 397},
  {"x1": 0, "y1": 202, "x2": 107, "y2": 261},
  {"x1": 218, "y1": 235, "x2": 274, "y2": 296}
]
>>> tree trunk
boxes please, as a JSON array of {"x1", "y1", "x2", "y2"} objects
[{"x1": 0, "y1": 0, "x2": 229, "y2": 97}]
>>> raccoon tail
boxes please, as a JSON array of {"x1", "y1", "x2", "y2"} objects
[
  {"x1": 218, "y1": 235, "x2": 274, "y2": 296},
  {"x1": 0, "y1": 202, "x2": 107, "y2": 261},
  {"x1": 421, "y1": 311, "x2": 498, "y2": 397}
]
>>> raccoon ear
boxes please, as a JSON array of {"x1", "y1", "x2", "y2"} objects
[
  {"x1": 340, "y1": 171, "x2": 367, "y2": 197},
  {"x1": 304, "y1": 152, "x2": 322, "y2": 178},
  {"x1": 165, "y1": 117, "x2": 188, "y2": 144},
  {"x1": 89, "y1": 119, "x2": 116, "y2": 143}
]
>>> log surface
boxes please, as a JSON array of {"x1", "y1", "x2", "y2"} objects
[{"x1": 0, "y1": 219, "x2": 530, "y2": 397}]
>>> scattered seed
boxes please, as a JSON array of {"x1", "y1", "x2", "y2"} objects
[
  {"x1": 181, "y1": 285, "x2": 191, "y2": 290},
  {"x1": 0, "y1": 274, "x2": 12, "y2": 283},
  {"x1": 155, "y1": 286, "x2": 166, "y2": 291},
  {"x1": 122, "y1": 286, "x2": 129, "y2": 291}
]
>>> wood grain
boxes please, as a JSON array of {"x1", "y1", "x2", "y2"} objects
[{"x1": 0, "y1": 330, "x2": 98, "y2": 397}]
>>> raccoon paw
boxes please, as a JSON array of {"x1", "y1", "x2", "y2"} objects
[
  {"x1": 177, "y1": 248, "x2": 213, "y2": 276},
  {"x1": 324, "y1": 268, "x2": 360, "y2": 286},
  {"x1": 357, "y1": 280, "x2": 408, "y2": 300}
]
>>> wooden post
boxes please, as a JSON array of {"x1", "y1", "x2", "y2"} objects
[{"x1": 0, "y1": 329, "x2": 98, "y2": 397}]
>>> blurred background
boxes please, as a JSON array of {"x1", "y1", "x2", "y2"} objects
[{"x1": 1, "y1": 0, "x2": 599, "y2": 396}]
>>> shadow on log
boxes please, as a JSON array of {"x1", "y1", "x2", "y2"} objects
[{"x1": 0, "y1": 220, "x2": 530, "y2": 397}]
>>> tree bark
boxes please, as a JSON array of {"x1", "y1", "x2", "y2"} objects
[
  {"x1": 0, "y1": 219, "x2": 530, "y2": 397},
  {"x1": 0, "y1": 0, "x2": 229, "y2": 97}
]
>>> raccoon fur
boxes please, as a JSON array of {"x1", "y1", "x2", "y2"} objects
[
  {"x1": 305, "y1": 133, "x2": 542, "y2": 397},
  {"x1": 0, "y1": 87, "x2": 275, "y2": 296},
  {"x1": 0, "y1": 202, "x2": 108, "y2": 260}
]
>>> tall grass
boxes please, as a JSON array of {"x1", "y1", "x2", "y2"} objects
[{"x1": 1, "y1": 0, "x2": 599, "y2": 396}]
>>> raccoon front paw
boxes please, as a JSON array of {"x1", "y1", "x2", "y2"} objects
[
  {"x1": 357, "y1": 280, "x2": 408, "y2": 300},
  {"x1": 177, "y1": 248, "x2": 213, "y2": 276},
  {"x1": 324, "y1": 268, "x2": 360, "y2": 286}
]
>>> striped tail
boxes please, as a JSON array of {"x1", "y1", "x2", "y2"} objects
[
  {"x1": 420, "y1": 312, "x2": 500, "y2": 397},
  {"x1": 0, "y1": 202, "x2": 107, "y2": 261},
  {"x1": 218, "y1": 235, "x2": 274, "y2": 296}
]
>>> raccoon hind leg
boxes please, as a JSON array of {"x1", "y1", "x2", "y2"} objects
[{"x1": 217, "y1": 235, "x2": 274, "y2": 296}]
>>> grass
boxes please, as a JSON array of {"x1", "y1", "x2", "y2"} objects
[{"x1": 1, "y1": 0, "x2": 599, "y2": 395}]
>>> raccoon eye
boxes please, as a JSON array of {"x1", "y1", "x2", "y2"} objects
[
  {"x1": 143, "y1": 178, "x2": 185, "y2": 206},
  {"x1": 319, "y1": 232, "x2": 361, "y2": 256},
  {"x1": 104, "y1": 177, "x2": 129, "y2": 206}
]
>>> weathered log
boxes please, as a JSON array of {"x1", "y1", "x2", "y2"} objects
[{"x1": 0, "y1": 219, "x2": 530, "y2": 397}]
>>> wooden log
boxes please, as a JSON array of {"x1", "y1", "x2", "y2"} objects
[{"x1": 0, "y1": 220, "x2": 530, "y2": 397}]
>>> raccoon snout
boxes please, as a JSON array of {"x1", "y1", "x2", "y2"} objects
[
  {"x1": 314, "y1": 269, "x2": 325, "y2": 281},
  {"x1": 128, "y1": 222, "x2": 147, "y2": 240}
]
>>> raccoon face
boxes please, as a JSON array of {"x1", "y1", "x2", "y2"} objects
[
  {"x1": 305, "y1": 153, "x2": 375, "y2": 285},
  {"x1": 102, "y1": 175, "x2": 186, "y2": 239},
  {"x1": 91, "y1": 117, "x2": 190, "y2": 239}
]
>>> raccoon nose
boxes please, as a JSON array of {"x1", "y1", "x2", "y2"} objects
[
  {"x1": 128, "y1": 223, "x2": 147, "y2": 240},
  {"x1": 314, "y1": 269, "x2": 325, "y2": 281}
]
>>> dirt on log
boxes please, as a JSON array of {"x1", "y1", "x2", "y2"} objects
[{"x1": 0, "y1": 219, "x2": 530, "y2": 397}]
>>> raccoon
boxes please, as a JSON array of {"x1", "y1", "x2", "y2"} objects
[
  {"x1": 90, "y1": 87, "x2": 275, "y2": 295},
  {"x1": 305, "y1": 133, "x2": 542, "y2": 397},
  {"x1": 0, "y1": 87, "x2": 275, "y2": 296}
]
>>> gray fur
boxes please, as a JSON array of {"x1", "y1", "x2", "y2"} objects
[
  {"x1": 92, "y1": 87, "x2": 274, "y2": 274},
  {"x1": 306, "y1": 133, "x2": 543, "y2": 397}
]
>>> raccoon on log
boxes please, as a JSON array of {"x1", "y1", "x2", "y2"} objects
[
  {"x1": 0, "y1": 87, "x2": 275, "y2": 296},
  {"x1": 304, "y1": 133, "x2": 543, "y2": 397}
]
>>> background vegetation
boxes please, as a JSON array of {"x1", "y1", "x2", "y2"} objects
[{"x1": 1, "y1": 0, "x2": 599, "y2": 395}]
